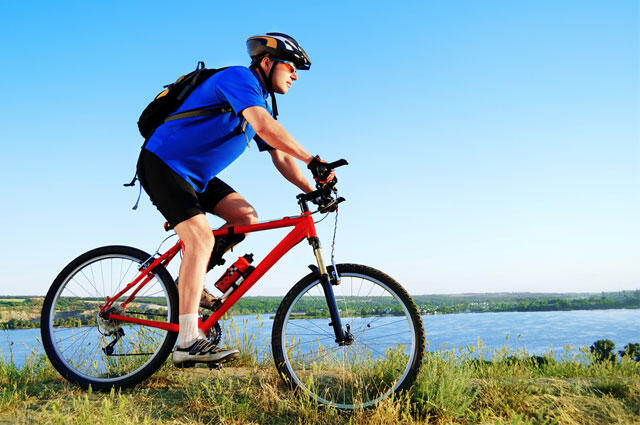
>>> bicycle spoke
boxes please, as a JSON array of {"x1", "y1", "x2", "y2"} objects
[
  {"x1": 59, "y1": 328, "x2": 91, "y2": 354},
  {"x1": 79, "y1": 269, "x2": 100, "y2": 298},
  {"x1": 69, "y1": 276, "x2": 97, "y2": 301},
  {"x1": 286, "y1": 333, "x2": 334, "y2": 338},
  {"x1": 62, "y1": 282, "x2": 85, "y2": 300},
  {"x1": 110, "y1": 258, "x2": 113, "y2": 298},
  {"x1": 357, "y1": 317, "x2": 408, "y2": 335},
  {"x1": 116, "y1": 260, "x2": 135, "y2": 295},
  {"x1": 287, "y1": 319, "x2": 333, "y2": 339},
  {"x1": 65, "y1": 328, "x2": 93, "y2": 364},
  {"x1": 100, "y1": 261, "x2": 106, "y2": 301}
]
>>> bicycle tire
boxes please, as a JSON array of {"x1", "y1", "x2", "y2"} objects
[
  {"x1": 272, "y1": 263, "x2": 425, "y2": 409},
  {"x1": 41, "y1": 245, "x2": 178, "y2": 390}
]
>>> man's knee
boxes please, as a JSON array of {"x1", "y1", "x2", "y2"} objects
[
  {"x1": 175, "y1": 216, "x2": 214, "y2": 257},
  {"x1": 213, "y1": 193, "x2": 258, "y2": 226},
  {"x1": 226, "y1": 205, "x2": 258, "y2": 226},
  {"x1": 187, "y1": 231, "x2": 214, "y2": 256},
  {"x1": 241, "y1": 208, "x2": 259, "y2": 226}
]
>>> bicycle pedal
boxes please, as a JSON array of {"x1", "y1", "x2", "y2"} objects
[
  {"x1": 206, "y1": 362, "x2": 223, "y2": 370},
  {"x1": 174, "y1": 361, "x2": 197, "y2": 369}
]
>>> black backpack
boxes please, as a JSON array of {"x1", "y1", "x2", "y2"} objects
[{"x1": 137, "y1": 61, "x2": 231, "y2": 140}]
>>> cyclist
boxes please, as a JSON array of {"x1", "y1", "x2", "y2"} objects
[{"x1": 136, "y1": 33, "x2": 336, "y2": 366}]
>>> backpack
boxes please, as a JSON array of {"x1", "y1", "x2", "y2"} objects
[{"x1": 137, "y1": 61, "x2": 230, "y2": 140}]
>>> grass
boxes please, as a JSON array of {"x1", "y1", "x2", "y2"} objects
[{"x1": 0, "y1": 336, "x2": 638, "y2": 425}]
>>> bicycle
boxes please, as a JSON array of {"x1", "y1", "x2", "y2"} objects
[{"x1": 40, "y1": 159, "x2": 425, "y2": 410}]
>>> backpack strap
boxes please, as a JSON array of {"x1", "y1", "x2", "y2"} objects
[{"x1": 163, "y1": 104, "x2": 234, "y2": 124}]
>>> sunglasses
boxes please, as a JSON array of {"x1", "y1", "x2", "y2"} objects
[{"x1": 272, "y1": 59, "x2": 296, "y2": 74}]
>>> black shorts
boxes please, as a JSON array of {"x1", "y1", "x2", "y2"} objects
[{"x1": 136, "y1": 149, "x2": 236, "y2": 227}]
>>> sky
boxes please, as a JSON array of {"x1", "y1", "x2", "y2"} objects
[{"x1": 0, "y1": 1, "x2": 638, "y2": 296}]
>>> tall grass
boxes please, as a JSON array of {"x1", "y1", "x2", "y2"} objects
[{"x1": 0, "y1": 326, "x2": 638, "y2": 424}]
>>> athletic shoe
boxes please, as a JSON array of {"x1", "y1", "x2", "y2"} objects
[
  {"x1": 199, "y1": 287, "x2": 218, "y2": 311},
  {"x1": 172, "y1": 339, "x2": 239, "y2": 366}
]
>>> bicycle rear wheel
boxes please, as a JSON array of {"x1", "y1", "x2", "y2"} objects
[
  {"x1": 41, "y1": 245, "x2": 178, "y2": 390},
  {"x1": 272, "y1": 264, "x2": 425, "y2": 409}
]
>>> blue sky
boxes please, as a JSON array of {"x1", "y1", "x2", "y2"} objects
[{"x1": 1, "y1": 1, "x2": 638, "y2": 296}]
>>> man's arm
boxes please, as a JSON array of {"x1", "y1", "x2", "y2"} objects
[
  {"x1": 242, "y1": 106, "x2": 314, "y2": 164},
  {"x1": 268, "y1": 150, "x2": 315, "y2": 193}
]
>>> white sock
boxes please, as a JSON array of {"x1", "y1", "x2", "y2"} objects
[{"x1": 178, "y1": 313, "x2": 200, "y2": 348}]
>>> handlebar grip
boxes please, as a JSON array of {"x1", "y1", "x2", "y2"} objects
[{"x1": 326, "y1": 159, "x2": 349, "y2": 169}]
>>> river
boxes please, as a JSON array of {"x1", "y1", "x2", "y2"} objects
[{"x1": 1, "y1": 309, "x2": 638, "y2": 369}]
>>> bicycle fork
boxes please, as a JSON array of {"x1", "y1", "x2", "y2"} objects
[{"x1": 308, "y1": 237, "x2": 353, "y2": 346}]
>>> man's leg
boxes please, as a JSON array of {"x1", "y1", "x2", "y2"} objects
[
  {"x1": 174, "y1": 214, "x2": 214, "y2": 318},
  {"x1": 212, "y1": 192, "x2": 259, "y2": 228},
  {"x1": 171, "y1": 213, "x2": 240, "y2": 364}
]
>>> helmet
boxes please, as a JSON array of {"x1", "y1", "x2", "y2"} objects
[{"x1": 247, "y1": 32, "x2": 311, "y2": 70}]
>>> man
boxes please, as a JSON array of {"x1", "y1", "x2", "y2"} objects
[{"x1": 136, "y1": 33, "x2": 335, "y2": 365}]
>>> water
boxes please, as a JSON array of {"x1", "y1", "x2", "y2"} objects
[{"x1": 2, "y1": 309, "x2": 638, "y2": 369}]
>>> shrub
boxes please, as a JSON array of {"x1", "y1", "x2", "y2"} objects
[
  {"x1": 590, "y1": 339, "x2": 616, "y2": 363},
  {"x1": 618, "y1": 342, "x2": 640, "y2": 361}
]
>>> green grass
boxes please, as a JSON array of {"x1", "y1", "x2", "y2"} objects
[{"x1": 0, "y1": 339, "x2": 638, "y2": 425}]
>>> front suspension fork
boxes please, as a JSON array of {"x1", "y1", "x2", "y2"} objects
[{"x1": 309, "y1": 238, "x2": 352, "y2": 345}]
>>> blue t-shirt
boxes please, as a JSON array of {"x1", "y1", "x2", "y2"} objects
[{"x1": 144, "y1": 66, "x2": 273, "y2": 192}]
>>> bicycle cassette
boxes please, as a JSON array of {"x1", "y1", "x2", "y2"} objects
[{"x1": 97, "y1": 304, "x2": 124, "y2": 335}]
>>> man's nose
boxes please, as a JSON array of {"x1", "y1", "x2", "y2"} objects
[{"x1": 291, "y1": 72, "x2": 298, "y2": 81}]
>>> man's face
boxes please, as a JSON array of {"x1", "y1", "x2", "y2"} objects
[{"x1": 269, "y1": 60, "x2": 297, "y2": 94}]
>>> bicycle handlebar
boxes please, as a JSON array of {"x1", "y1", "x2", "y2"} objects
[
  {"x1": 325, "y1": 159, "x2": 349, "y2": 169},
  {"x1": 297, "y1": 158, "x2": 348, "y2": 212}
]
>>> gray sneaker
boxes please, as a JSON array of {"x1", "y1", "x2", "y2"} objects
[{"x1": 172, "y1": 339, "x2": 239, "y2": 366}]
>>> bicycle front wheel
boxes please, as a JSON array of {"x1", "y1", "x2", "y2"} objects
[
  {"x1": 41, "y1": 245, "x2": 178, "y2": 390},
  {"x1": 272, "y1": 264, "x2": 425, "y2": 410}
]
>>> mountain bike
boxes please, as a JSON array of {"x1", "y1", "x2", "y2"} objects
[{"x1": 41, "y1": 159, "x2": 425, "y2": 410}]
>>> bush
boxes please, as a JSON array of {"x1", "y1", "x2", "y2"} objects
[
  {"x1": 618, "y1": 343, "x2": 640, "y2": 361},
  {"x1": 590, "y1": 339, "x2": 616, "y2": 363},
  {"x1": 529, "y1": 355, "x2": 551, "y2": 367}
]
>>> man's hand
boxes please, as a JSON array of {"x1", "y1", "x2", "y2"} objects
[{"x1": 307, "y1": 156, "x2": 336, "y2": 184}]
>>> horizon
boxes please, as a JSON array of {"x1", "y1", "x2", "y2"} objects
[{"x1": 2, "y1": 289, "x2": 638, "y2": 298}]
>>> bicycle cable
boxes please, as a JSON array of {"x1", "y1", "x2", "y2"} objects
[
  {"x1": 313, "y1": 212, "x2": 330, "y2": 224},
  {"x1": 330, "y1": 189, "x2": 341, "y2": 284},
  {"x1": 142, "y1": 232, "x2": 179, "y2": 266}
]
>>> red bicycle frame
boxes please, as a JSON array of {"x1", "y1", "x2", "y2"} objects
[{"x1": 100, "y1": 211, "x2": 332, "y2": 334}]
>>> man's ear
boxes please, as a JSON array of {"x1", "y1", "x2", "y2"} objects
[{"x1": 261, "y1": 56, "x2": 272, "y2": 72}]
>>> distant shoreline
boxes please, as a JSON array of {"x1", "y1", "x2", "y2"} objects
[{"x1": 1, "y1": 290, "x2": 638, "y2": 330}]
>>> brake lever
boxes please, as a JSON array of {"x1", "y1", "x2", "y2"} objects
[{"x1": 319, "y1": 197, "x2": 346, "y2": 213}]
